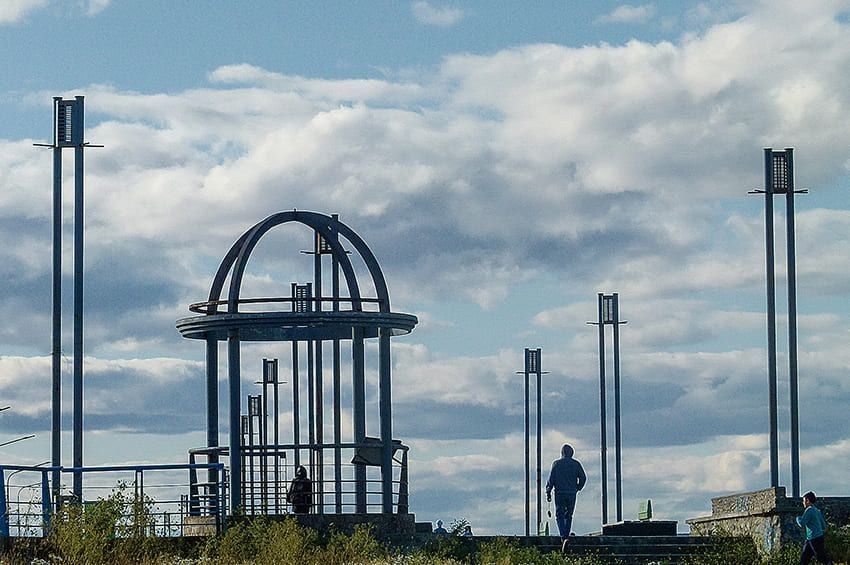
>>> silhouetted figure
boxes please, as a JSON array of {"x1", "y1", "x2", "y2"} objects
[
  {"x1": 797, "y1": 491, "x2": 832, "y2": 564},
  {"x1": 433, "y1": 519, "x2": 448, "y2": 535},
  {"x1": 459, "y1": 524, "x2": 473, "y2": 537},
  {"x1": 546, "y1": 444, "x2": 587, "y2": 548},
  {"x1": 286, "y1": 465, "x2": 313, "y2": 514}
]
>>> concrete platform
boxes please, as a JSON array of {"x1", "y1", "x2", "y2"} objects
[{"x1": 602, "y1": 520, "x2": 677, "y2": 536}]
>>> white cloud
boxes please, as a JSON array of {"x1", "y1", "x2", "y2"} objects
[
  {"x1": 596, "y1": 3, "x2": 657, "y2": 24},
  {"x1": 0, "y1": 0, "x2": 47, "y2": 24},
  {"x1": 411, "y1": 1, "x2": 463, "y2": 27},
  {"x1": 86, "y1": 0, "x2": 110, "y2": 16},
  {"x1": 208, "y1": 63, "x2": 425, "y2": 102},
  {"x1": 685, "y1": 1, "x2": 746, "y2": 27},
  {"x1": 3, "y1": 0, "x2": 849, "y2": 371}
]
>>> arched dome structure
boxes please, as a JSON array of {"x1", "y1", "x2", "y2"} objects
[{"x1": 177, "y1": 211, "x2": 417, "y2": 516}]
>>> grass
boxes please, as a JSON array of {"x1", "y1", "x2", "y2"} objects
[{"x1": 1, "y1": 501, "x2": 849, "y2": 564}]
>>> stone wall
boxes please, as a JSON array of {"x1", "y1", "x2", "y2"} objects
[
  {"x1": 819, "y1": 496, "x2": 850, "y2": 526},
  {"x1": 687, "y1": 487, "x2": 850, "y2": 554}
]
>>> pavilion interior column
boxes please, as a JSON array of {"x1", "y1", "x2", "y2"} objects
[
  {"x1": 352, "y1": 327, "x2": 366, "y2": 513},
  {"x1": 378, "y1": 327, "x2": 393, "y2": 514},
  {"x1": 227, "y1": 329, "x2": 242, "y2": 513}
]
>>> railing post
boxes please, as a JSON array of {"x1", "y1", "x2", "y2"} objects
[
  {"x1": 0, "y1": 470, "x2": 9, "y2": 538},
  {"x1": 41, "y1": 470, "x2": 51, "y2": 534},
  {"x1": 188, "y1": 454, "x2": 200, "y2": 516},
  {"x1": 219, "y1": 465, "x2": 228, "y2": 531},
  {"x1": 397, "y1": 450, "x2": 409, "y2": 514}
]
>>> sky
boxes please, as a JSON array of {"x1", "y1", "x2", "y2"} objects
[{"x1": 1, "y1": 0, "x2": 850, "y2": 536}]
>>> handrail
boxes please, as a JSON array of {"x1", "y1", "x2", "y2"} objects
[
  {"x1": 188, "y1": 296, "x2": 384, "y2": 314},
  {"x1": 0, "y1": 462, "x2": 228, "y2": 538},
  {"x1": 60, "y1": 463, "x2": 223, "y2": 473},
  {"x1": 190, "y1": 442, "x2": 409, "y2": 453},
  {"x1": 0, "y1": 465, "x2": 62, "y2": 473}
]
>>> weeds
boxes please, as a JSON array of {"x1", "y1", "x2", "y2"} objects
[
  {"x1": 3, "y1": 512, "x2": 849, "y2": 564},
  {"x1": 46, "y1": 483, "x2": 166, "y2": 564}
]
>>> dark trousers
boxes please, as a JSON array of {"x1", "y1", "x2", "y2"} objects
[
  {"x1": 554, "y1": 492, "x2": 577, "y2": 540},
  {"x1": 800, "y1": 535, "x2": 831, "y2": 565}
]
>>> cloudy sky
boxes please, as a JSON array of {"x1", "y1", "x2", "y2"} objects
[{"x1": 1, "y1": 0, "x2": 850, "y2": 535}]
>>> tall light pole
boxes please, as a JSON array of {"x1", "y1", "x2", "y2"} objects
[
  {"x1": 517, "y1": 348, "x2": 546, "y2": 536},
  {"x1": 261, "y1": 358, "x2": 283, "y2": 514},
  {"x1": 34, "y1": 97, "x2": 101, "y2": 501},
  {"x1": 588, "y1": 293, "x2": 627, "y2": 524},
  {"x1": 749, "y1": 148, "x2": 806, "y2": 497}
]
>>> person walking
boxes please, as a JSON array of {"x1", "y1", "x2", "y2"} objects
[
  {"x1": 545, "y1": 444, "x2": 587, "y2": 551},
  {"x1": 286, "y1": 465, "x2": 313, "y2": 514},
  {"x1": 797, "y1": 491, "x2": 832, "y2": 564}
]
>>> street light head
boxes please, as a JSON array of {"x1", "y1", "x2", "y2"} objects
[
  {"x1": 525, "y1": 348, "x2": 541, "y2": 374},
  {"x1": 54, "y1": 98, "x2": 84, "y2": 148},
  {"x1": 602, "y1": 294, "x2": 616, "y2": 324},
  {"x1": 262, "y1": 358, "x2": 278, "y2": 383},
  {"x1": 764, "y1": 147, "x2": 794, "y2": 195},
  {"x1": 291, "y1": 283, "x2": 312, "y2": 313},
  {"x1": 248, "y1": 395, "x2": 261, "y2": 417}
]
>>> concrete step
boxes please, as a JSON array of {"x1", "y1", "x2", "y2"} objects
[
  {"x1": 537, "y1": 535, "x2": 713, "y2": 545},
  {"x1": 535, "y1": 535, "x2": 717, "y2": 564}
]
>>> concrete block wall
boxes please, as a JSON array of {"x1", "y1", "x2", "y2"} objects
[{"x1": 688, "y1": 487, "x2": 850, "y2": 554}]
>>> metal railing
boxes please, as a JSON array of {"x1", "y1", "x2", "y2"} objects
[
  {"x1": 190, "y1": 442, "x2": 409, "y2": 516},
  {"x1": 0, "y1": 462, "x2": 226, "y2": 538},
  {"x1": 189, "y1": 296, "x2": 385, "y2": 314}
]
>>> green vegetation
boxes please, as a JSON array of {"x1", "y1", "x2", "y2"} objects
[
  {"x1": 683, "y1": 527, "x2": 850, "y2": 565},
  {"x1": 828, "y1": 525, "x2": 850, "y2": 564},
  {"x1": 204, "y1": 517, "x2": 387, "y2": 564},
  {"x1": 1, "y1": 504, "x2": 849, "y2": 564}
]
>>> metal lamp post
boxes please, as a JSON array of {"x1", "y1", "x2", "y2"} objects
[
  {"x1": 34, "y1": 97, "x2": 101, "y2": 501},
  {"x1": 517, "y1": 348, "x2": 547, "y2": 536},
  {"x1": 749, "y1": 148, "x2": 806, "y2": 497},
  {"x1": 587, "y1": 293, "x2": 627, "y2": 524}
]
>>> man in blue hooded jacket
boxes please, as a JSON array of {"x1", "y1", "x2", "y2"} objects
[{"x1": 546, "y1": 444, "x2": 587, "y2": 547}]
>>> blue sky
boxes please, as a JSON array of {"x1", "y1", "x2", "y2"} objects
[{"x1": 1, "y1": 0, "x2": 850, "y2": 536}]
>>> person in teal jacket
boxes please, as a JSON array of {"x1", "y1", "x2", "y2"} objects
[{"x1": 796, "y1": 491, "x2": 832, "y2": 564}]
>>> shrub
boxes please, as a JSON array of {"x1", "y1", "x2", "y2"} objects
[
  {"x1": 207, "y1": 516, "x2": 266, "y2": 564},
  {"x1": 826, "y1": 524, "x2": 850, "y2": 564},
  {"x1": 417, "y1": 533, "x2": 475, "y2": 562},
  {"x1": 205, "y1": 517, "x2": 387, "y2": 565},
  {"x1": 476, "y1": 537, "x2": 542, "y2": 564},
  {"x1": 762, "y1": 544, "x2": 802, "y2": 565},
  {"x1": 38, "y1": 483, "x2": 177, "y2": 565},
  {"x1": 46, "y1": 483, "x2": 161, "y2": 564},
  {"x1": 683, "y1": 536, "x2": 760, "y2": 565},
  {"x1": 323, "y1": 523, "x2": 386, "y2": 565},
  {"x1": 255, "y1": 517, "x2": 320, "y2": 565}
]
